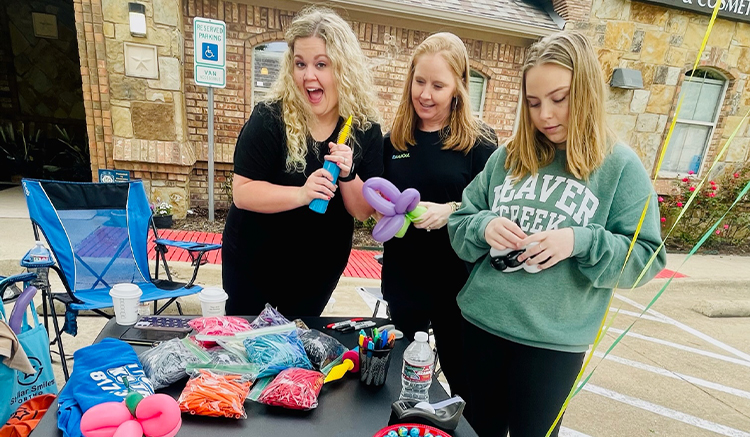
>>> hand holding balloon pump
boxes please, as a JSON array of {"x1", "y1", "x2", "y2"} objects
[
  {"x1": 362, "y1": 177, "x2": 427, "y2": 243},
  {"x1": 309, "y1": 115, "x2": 353, "y2": 214}
]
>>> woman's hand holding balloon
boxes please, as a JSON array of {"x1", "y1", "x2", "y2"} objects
[{"x1": 412, "y1": 201, "x2": 452, "y2": 232}]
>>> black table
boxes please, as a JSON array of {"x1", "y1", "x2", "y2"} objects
[{"x1": 32, "y1": 317, "x2": 477, "y2": 437}]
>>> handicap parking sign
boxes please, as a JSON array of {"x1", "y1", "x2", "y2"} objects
[{"x1": 202, "y1": 42, "x2": 218, "y2": 62}]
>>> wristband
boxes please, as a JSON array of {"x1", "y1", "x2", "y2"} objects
[{"x1": 338, "y1": 167, "x2": 357, "y2": 182}]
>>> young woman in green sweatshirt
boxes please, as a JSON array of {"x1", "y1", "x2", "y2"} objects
[{"x1": 447, "y1": 31, "x2": 666, "y2": 436}]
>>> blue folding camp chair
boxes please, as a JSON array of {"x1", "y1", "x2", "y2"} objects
[{"x1": 21, "y1": 179, "x2": 221, "y2": 380}]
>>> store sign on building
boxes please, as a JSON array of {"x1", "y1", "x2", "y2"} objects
[
  {"x1": 193, "y1": 18, "x2": 226, "y2": 88},
  {"x1": 642, "y1": 0, "x2": 750, "y2": 23}
]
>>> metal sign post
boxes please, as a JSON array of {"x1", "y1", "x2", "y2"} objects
[{"x1": 193, "y1": 17, "x2": 226, "y2": 221}]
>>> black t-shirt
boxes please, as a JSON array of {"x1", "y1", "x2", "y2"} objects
[
  {"x1": 223, "y1": 101, "x2": 383, "y2": 312},
  {"x1": 381, "y1": 128, "x2": 497, "y2": 300}
]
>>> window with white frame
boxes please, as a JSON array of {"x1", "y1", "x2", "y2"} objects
[
  {"x1": 252, "y1": 42, "x2": 287, "y2": 106},
  {"x1": 468, "y1": 70, "x2": 487, "y2": 119},
  {"x1": 660, "y1": 69, "x2": 727, "y2": 176}
]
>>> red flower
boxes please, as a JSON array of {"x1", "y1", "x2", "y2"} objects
[
  {"x1": 688, "y1": 170, "x2": 695, "y2": 175},
  {"x1": 715, "y1": 229, "x2": 721, "y2": 235},
  {"x1": 734, "y1": 173, "x2": 740, "y2": 178},
  {"x1": 676, "y1": 202, "x2": 683, "y2": 207},
  {"x1": 689, "y1": 186, "x2": 696, "y2": 192},
  {"x1": 709, "y1": 180, "x2": 716, "y2": 185},
  {"x1": 658, "y1": 196, "x2": 664, "y2": 202},
  {"x1": 723, "y1": 224, "x2": 729, "y2": 229},
  {"x1": 708, "y1": 192, "x2": 716, "y2": 197},
  {"x1": 660, "y1": 217, "x2": 666, "y2": 222},
  {"x1": 682, "y1": 177, "x2": 690, "y2": 183},
  {"x1": 712, "y1": 185, "x2": 718, "y2": 190}
]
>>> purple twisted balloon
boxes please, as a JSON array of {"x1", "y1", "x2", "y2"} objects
[{"x1": 362, "y1": 177, "x2": 421, "y2": 243}]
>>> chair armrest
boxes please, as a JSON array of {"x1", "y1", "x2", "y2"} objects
[
  {"x1": 154, "y1": 239, "x2": 221, "y2": 252},
  {"x1": 0, "y1": 272, "x2": 37, "y2": 302}
]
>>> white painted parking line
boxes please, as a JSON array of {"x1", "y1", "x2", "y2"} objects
[
  {"x1": 607, "y1": 308, "x2": 665, "y2": 323},
  {"x1": 584, "y1": 384, "x2": 750, "y2": 437},
  {"x1": 560, "y1": 427, "x2": 592, "y2": 437},
  {"x1": 605, "y1": 327, "x2": 750, "y2": 368},
  {"x1": 614, "y1": 294, "x2": 750, "y2": 362},
  {"x1": 593, "y1": 351, "x2": 750, "y2": 400}
]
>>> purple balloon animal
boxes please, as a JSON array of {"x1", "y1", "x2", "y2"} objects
[{"x1": 362, "y1": 177, "x2": 425, "y2": 243}]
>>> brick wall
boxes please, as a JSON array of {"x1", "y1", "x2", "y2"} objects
[
  {"x1": 182, "y1": 0, "x2": 526, "y2": 208},
  {"x1": 74, "y1": 0, "x2": 112, "y2": 181}
]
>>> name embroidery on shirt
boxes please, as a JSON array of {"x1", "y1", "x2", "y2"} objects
[
  {"x1": 490, "y1": 174, "x2": 600, "y2": 230},
  {"x1": 392, "y1": 153, "x2": 410, "y2": 159}
]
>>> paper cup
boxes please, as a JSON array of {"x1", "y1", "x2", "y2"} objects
[
  {"x1": 199, "y1": 286, "x2": 228, "y2": 317},
  {"x1": 110, "y1": 283, "x2": 143, "y2": 325}
]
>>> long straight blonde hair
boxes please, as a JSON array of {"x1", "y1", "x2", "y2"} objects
[
  {"x1": 390, "y1": 32, "x2": 492, "y2": 153},
  {"x1": 506, "y1": 31, "x2": 614, "y2": 180},
  {"x1": 264, "y1": 6, "x2": 380, "y2": 173}
]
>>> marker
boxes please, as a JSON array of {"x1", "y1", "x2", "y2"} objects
[
  {"x1": 340, "y1": 320, "x2": 376, "y2": 332},
  {"x1": 324, "y1": 318, "x2": 364, "y2": 330}
]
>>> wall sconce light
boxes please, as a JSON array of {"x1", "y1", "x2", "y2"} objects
[
  {"x1": 128, "y1": 3, "x2": 146, "y2": 37},
  {"x1": 610, "y1": 68, "x2": 643, "y2": 89},
  {"x1": 260, "y1": 67, "x2": 269, "y2": 75}
]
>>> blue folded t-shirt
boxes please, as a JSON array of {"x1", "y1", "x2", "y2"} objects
[{"x1": 57, "y1": 338, "x2": 154, "y2": 437}]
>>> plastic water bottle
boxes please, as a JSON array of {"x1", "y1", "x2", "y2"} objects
[
  {"x1": 400, "y1": 331, "x2": 435, "y2": 402},
  {"x1": 29, "y1": 241, "x2": 50, "y2": 262}
]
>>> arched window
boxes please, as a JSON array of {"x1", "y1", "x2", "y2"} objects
[
  {"x1": 661, "y1": 69, "x2": 727, "y2": 176},
  {"x1": 468, "y1": 70, "x2": 487, "y2": 119},
  {"x1": 252, "y1": 42, "x2": 286, "y2": 106}
]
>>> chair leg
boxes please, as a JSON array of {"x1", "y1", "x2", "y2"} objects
[{"x1": 47, "y1": 297, "x2": 70, "y2": 380}]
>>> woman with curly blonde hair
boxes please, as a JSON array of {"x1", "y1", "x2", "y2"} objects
[
  {"x1": 381, "y1": 32, "x2": 497, "y2": 398},
  {"x1": 448, "y1": 31, "x2": 665, "y2": 436},
  {"x1": 223, "y1": 6, "x2": 383, "y2": 316}
]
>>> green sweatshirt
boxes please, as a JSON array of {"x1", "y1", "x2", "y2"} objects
[{"x1": 448, "y1": 144, "x2": 666, "y2": 353}]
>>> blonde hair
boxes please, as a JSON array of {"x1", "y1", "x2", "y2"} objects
[
  {"x1": 506, "y1": 31, "x2": 614, "y2": 180},
  {"x1": 391, "y1": 32, "x2": 492, "y2": 153},
  {"x1": 264, "y1": 6, "x2": 380, "y2": 173}
]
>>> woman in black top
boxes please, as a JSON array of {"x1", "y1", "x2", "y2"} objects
[
  {"x1": 222, "y1": 6, "x2": 383, "y2": 317},
  {"x1": 382, "y1": 32, "x2": 497, "y2": 396}
]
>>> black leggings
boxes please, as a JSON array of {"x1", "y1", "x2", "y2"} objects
[{"x1": 461, "y1": 318, "x2": 585, "y2": 437}]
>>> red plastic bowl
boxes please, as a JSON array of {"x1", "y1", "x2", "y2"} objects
[{"x1": 372, "y1": 423, "x2": 453, "y2": 437}]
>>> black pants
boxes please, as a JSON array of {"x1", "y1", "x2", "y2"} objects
[
  {"x1": 387, "y1": 293, "x2": 467, "y2": 399},
  {"x1": 461, "y1": 318, "x2": 585, "y2": 437}
]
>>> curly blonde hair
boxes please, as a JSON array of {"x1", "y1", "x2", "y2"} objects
[
  {"x1": 263, "y1": 6, "x2": 380, "y2": 173},
  {"x1": 506, "y1": 31, "x2": 615, "y2": 180},
  {"x1": 390, "y1": 32, "x2": 492, "y2": 153}
]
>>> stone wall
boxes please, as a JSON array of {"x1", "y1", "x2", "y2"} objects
[
  {"x1": 101, "y1": 0, "x2": 194, "y2": 218},
  {"x1": 570, "y1": 0, "x2": 750, "y2": 187},
  {"x1": 181, "y1": 0, "x2": 527, "y2": 209}
]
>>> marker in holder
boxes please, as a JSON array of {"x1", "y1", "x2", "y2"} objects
[{"x1": 309, "y1": 115, "x2": 353, "y2": 214}]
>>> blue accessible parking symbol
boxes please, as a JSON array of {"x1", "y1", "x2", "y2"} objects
[{"x1": 202, "y1": 42, "x2": 218, "y2": 62}]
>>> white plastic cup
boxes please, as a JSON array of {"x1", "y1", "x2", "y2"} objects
[
  {"x1": 110, "y1": 283, "x2": 143, "y2": 325},
  {"x1": 199, "y1": 286, "x2": 228, "y2": 317}
]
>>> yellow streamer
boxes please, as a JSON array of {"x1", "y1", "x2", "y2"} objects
[{"x1": 545, "y1": 2, "x2": 725, "y2": 434}]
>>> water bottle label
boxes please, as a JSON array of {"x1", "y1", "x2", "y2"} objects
[{"x1": 403, "y1": 362, "x2": 432, "y2": 383}]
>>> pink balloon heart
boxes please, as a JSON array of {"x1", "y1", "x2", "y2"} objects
[
  {"x1": 135, "y1": 394, "x2": 182, "y2": 437},
  {"x1": 80, "y1": 402, "x2": 134, "y2": 437},
  {"x1": 112, "y1": 421, "x2": 143, "y2": 437}
]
